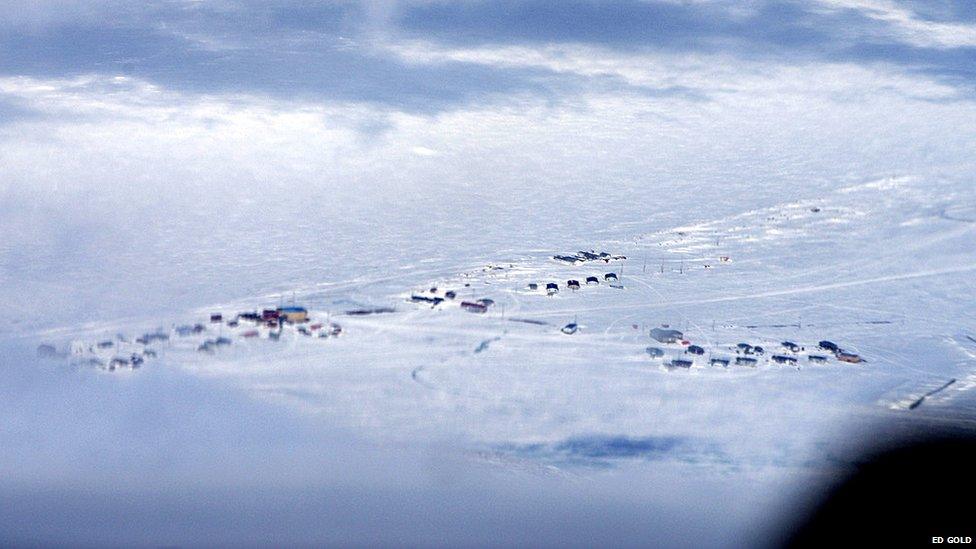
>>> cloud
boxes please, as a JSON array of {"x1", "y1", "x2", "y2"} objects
[{"x1": 816, "y1": 0, "x2": 976, "y2": 48}]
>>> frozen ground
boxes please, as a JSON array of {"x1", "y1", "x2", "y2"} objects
[
  {"x1": 5, "y1": 168, "x2": 974, "y2": 545},
  {"x1": 3, "y1": 3, "x2": 976, "y2": 542}
]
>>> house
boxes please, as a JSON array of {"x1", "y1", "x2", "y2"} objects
[
  {"x1": 604, "y1": 273, "x2": 618, "y2": 282},
  {"x1": 837, "y1": 351, "x2": 863, "y2": 364},
  {"x1": 667, "y1": 359, "x2": 694, "y2": 369},
  {"x1": 650, "y1": 327, "x2": 683, "y2": 343},
  {"x1": 553, "y1": 255, "x2": 580, "y2": 264},
  {"x1": 278, "y1": 306, "x2": 309, "y2": 323},
  {"x1": 546, "y1": 282, "x2": 559, "y2": 295},
  {"x1": 239, "y1": 312, "x2": 261, "y2": 322},
  {"x1": 818, "y1": 340, "x2": 840, "y2": 353},
  {"x1": 736, "y1": 356, "x2": 758, "y2": 367},
  {"x1": 567, "y1": 279, "x2": 581, "y2": 290},
  {"x1": 586, "y1": 276, "x2": 599, "y2": 285},
  {"x1": 461, "y1": 301, "x2": 488, "y2": 313}
]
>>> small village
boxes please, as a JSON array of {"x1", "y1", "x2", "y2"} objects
[{"x1": 38, "y1": 247, "x2": 864, "y2": 375}]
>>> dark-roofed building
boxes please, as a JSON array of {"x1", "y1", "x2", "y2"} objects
[{"x1": 650, "y1": 327, "x2": 683, "y2": 343}]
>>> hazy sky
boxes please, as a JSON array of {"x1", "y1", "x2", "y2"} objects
[{"x1": 2, "y1": 0, "x2": 976, "y2": 327}]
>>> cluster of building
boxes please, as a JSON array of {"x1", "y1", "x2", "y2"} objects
[
  {"x1": 528, "y1": 272, "x2": 621, "y2": 295},
  {"x1": 408, "y1": 286, "x2": 496, "y2": 314},
  {"x1": 552, "y1": 250, "x2": 627, "y2": 264},
  {"x1": 37, "y1": 303, "x2": 347, "y2": 372},
  {"x1": 644, "y1": 327, "x2": 865, "y2": 370}
]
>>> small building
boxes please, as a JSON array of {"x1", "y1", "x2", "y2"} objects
[
  {"x1": 686, "y1": 345, "x2": 705, "y2": 355},
  {"x1": 667, "y1": 358, "x2": 693, "y2": 369},
  {"x1": 650, "y1": 327, "x2": 683, "y2": 343},
  {"x1": 736, "y1": 343, "x2": 753, "y2": 354},
  {"x1": 546, "y1": 283, "x2": 559, "y2": 295},
  {"x1": 736, "y1": 356, "x2": 758, "y2": 367},
  {"x1": 567, "y1": 279, "x2": 581, "y2": 290},
  {"x1": 808, "y1": 355, "x2": 829, "y2": 364},
  {"x1": 239, "y1": 312, "x2": 261, "y2": 322},
  {"x1": 477, "y1": 298, "x2": 495, "y2": 307},
  {"x1": 772, "y1": 354, "x2": 797, "y2": 365},
  {"x1": 461, "y1": 301, "x2": 488, "y2": 313},
  {"x1": 837, "y1": 351, "x2": 863, "y2": 364},
  {"x1": 411, "y1": 295, "x2": 438, "y2": 303},
  {"x1": 241, "y1": 330, "x2": 259, "y2": 338},
  {"x1": 753, "y1": 346, "x2": 765, "y2": 355},
  {"x1": 528, "y1": 283, "x2": 539, "y2": 290},
  {"x1": 210, "y1": 313, "x2": 223, "y2": 323},
  {"x1": 710, "y1": 357, "x2": 730, "y2": 367},
  {"x1": 561, "y1": 322, "x2": 578, "y2": 335},
  {"x1": 781, "y1": 341, "x2": 801, "y2": 352},
  {"x1": 604, "y1": 273, "x2": 618, "y2": 282},
  {"x1": 278, "y1": 306, "x2": 309, "y2": 323},
  {"x1": 586, "y1": 276, "x2": 599, "y2": 285},
  {"x1": 262, "y1": 309, "x2": 279, "y2": 321},
  {"x1": 445, "y1": 291, "x2": 457, "y2": 300},
  {"x1": 818, "y1": 340, "x2": 840, "y2": 353}
]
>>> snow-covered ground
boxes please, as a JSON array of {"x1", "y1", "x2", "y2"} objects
[
  {"x1": 3, "y1": 3, "x2": 976, "y2": 543},
  {"x1": 6, "y1": 167, "x2": 974, "y2": 544}
]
